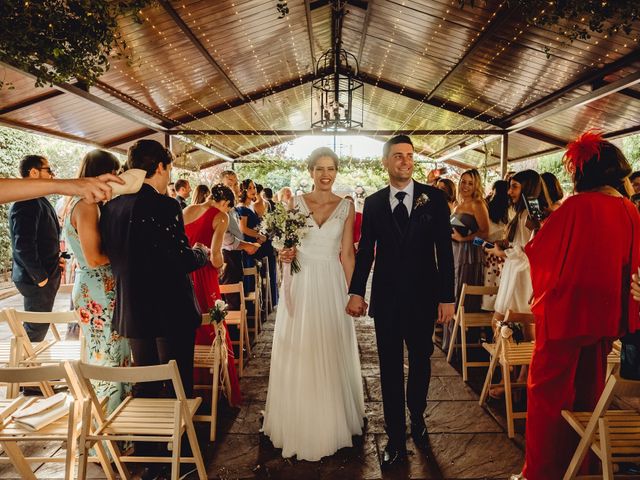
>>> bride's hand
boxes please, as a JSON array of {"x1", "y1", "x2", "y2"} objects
[{"x1": 280, "y1": 246, "x2": 297, "y2": 263}]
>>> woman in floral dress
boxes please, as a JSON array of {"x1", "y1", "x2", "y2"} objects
[{"x1": 63, "y1": 150, "x2": 131, "y2": 413}]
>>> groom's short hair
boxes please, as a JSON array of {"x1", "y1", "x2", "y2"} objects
[{"x1": 383, "y1": 135, "x2": 414, "y2": 158}]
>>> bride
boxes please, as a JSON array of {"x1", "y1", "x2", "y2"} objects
[{"x1": 262, "y1": 147, "x2": 365, "y2": 461}]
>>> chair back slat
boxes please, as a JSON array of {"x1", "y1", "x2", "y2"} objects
[
  {"x1": 9, "y1": 309, "x2": 80, "y2": 324},
  {"x1": 76, "y1": 360, "x2": 177, "y2": 385},
  {"x1": 0, "y1": 364, "x2": 67, "y2": 384},
  {"x1": 461, "y1": 284, "x2": 499, "y2": 296}
]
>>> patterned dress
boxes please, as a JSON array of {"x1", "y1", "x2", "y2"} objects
[{"x1": 63, "y1": 197, "x2": 131, "y2": 413}]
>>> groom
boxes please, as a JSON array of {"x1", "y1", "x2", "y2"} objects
[{"x1": 347, "y1": 135, "x2": 455, "y2": 468}]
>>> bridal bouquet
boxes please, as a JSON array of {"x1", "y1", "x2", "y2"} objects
[{"x1": 260, "y1": 203, "x2": 311, "y2": 274}]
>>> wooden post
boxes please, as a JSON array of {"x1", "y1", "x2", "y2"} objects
[{"x1": 500, "y1": 133, "x2": 509, "y2": 179}]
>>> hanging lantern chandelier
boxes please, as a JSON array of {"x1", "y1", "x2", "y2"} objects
[{"x1": 311, "y1": 0, "x2": 364, "y2": 132}]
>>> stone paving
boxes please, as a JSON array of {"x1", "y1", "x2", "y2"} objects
[{"x1": 0, "y1": 291, "x2": 525, "y2": 479}]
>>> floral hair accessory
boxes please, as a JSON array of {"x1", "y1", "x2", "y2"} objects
[{"x1": 563, "y1": 129, "x2": 604, "y2": 174}]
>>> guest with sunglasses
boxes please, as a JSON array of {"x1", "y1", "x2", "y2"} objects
[{"x1": 9, "y1": 155, "x2": 63, "y2": 341}]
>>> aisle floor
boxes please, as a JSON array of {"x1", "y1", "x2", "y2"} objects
[{"x1": 0, "y1": 291, "x2": 525, "y2": 479}]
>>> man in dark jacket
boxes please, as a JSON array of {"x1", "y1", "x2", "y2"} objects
[
  {"x1": 100, "y1": 140, "x2": 208, "y2": 397},
  {"x1": 9, "y1": 155, "x2": 62, "y2": 342}
]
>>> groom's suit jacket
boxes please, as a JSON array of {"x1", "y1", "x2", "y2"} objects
[{"x1": 349, "y1": 181, "x2": 455, "y2": 319}]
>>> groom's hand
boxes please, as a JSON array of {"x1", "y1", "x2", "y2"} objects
[
  {"x1": 437, "y1": 303, "x2": 455, "y2": 325},
  {"x1": 346, "y1": 295, "x2": 366, "y2": 317}
]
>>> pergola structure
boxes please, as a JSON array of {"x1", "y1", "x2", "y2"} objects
[{"x1": 0, "y1": 0, "x2": 639, "y2": 174}]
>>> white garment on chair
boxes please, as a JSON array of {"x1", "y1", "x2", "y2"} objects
[
  {"x1": 262, "y1": 196, "x2": 365, "y2": 461},
  {"x1": 494, "y1": 212, "x2": 534, "y2": 314}
]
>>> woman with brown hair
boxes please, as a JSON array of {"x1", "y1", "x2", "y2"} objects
[{"x1": 62, "y1": 150, "x2": 131, "y2": 414}]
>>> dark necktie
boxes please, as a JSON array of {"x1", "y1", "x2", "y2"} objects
[{"x1": 393, "y1": 191, "x2": 409, "y2": 231}]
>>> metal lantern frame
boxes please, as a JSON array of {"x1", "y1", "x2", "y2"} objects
[{"x1": 311, "y1": 48, "x2": 364, "y2": 132}]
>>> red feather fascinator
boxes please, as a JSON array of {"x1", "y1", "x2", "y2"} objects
[{"x1": 563, "y1": 130, "x2": 604, "y2": 174}]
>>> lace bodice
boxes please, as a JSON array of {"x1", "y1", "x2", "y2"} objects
[{"x1": 294, "y1": 195, "x2": 349, "y2": 262}]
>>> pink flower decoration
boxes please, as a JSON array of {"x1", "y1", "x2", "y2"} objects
[
  {"x1": 87, "y1": 301, "x2": 103, "y2": 316},
  {"x1": 93, "y1": 317, "x2": 104, "y2": 331},
  {"x1": 78, "y1": 308, "x2": 91, "y2": 324}
]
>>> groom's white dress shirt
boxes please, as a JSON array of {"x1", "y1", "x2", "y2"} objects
[{"x1": 389, "y1": 180, "x2": 414, "y2": 215}]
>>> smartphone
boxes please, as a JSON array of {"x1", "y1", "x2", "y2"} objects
[
  {"x1": 522, "y1": 194, "x2": 545, "y2": 222},
  {"x1": 472, "y1": 237, "x2": 495, "y2": 249}
]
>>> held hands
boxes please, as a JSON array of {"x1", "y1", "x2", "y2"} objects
[
  {"x1": 279, "y1": 246, "x2": 297, "y2": 264},
  {"x1": 346, "y1": 294, "x2": 368, "y2": 317},
  {"x1": 436, "y1": 303, "x2": 455, "y2": 325}
]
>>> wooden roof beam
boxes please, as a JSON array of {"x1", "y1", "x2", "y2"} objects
[
  {"x1": 103, "y1": 71, "x2": 320, "y2": 148},
  {"x1": 0, "y1": 89, "x2": 65, "y2": 116},
  {"x1": 424, "y1": 4, "x2": 515, "y2": 101},
  {"x1": 304, "y1": 0, "x2": 317, "y2": 72},
  {"x1": 499, "y1": 49, "x2": 640, "y2": 124},
  {"x1": 0, "y1": 117, "x2": 125, "y2": 154},
  {"x1": 165, "y1": 128, "x2": 505, "y2": 136}
]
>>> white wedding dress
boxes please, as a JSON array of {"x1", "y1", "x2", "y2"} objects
[{"x1": 262, "y1": 196, "x2": 365, "y2": 461}]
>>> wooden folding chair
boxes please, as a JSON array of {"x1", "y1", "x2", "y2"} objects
[
  {"x1": 243, "y1": 266, "x2": 262, "y2": 340},
  {"x1": 563, "y1": 373, "x2": 640, "y2": 480},
  {"x1": 260, "y1": 256, "x2": 273, "y2": 315},
  {"x1": 0, "y1": 364, "x2": 113, "y2": 480},
  {"x1": 6, "y1": 309, "x2": 84, "y2": 396},
  {"x1": 447, "y1": 284, "x2": 498, "y2": 382},
  {"x1": 219, "y1": 282, "x2": 250, "y2": 376},
  {"x1": 606, "y1": 340, "x2": 622, "y2": 379},
  {"x1": 193, "y1": 314, "x2": 233, "y2": 441},
  {"x1": 479, "y1": 310, "x2": 535, "y2": 438},
  {"x1": 0, "y1": 310, "x2": 19, "y2": 398},
  {"x1": 67, "y1": 360, "x2": 207, "y2": 480}
]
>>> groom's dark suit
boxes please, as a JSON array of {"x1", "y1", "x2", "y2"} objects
[{"x1": 349, "y1": 180, "x2": 454, "y2": 446}]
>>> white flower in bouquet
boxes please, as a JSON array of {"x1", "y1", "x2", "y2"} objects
[
  {"x1": 500, "y1": 325, "x2": 513, "y2": 339},
  {"x1": 214, "y1": 299, "x2": 227, "y2": 311},
  {"x1": 260, "y1": 203, "x2": 311, "y2": 273}
]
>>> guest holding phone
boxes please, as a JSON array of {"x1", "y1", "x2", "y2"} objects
[{"x1": 442, "y1": 169, "x2": 489, "y2": 350}]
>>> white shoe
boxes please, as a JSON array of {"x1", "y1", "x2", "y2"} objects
[{"x1": 510, "y1": 474, "x2": 526, "y2": 480}]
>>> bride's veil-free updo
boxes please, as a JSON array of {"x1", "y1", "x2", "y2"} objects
[
  {"x1": 209, "y1": 183, "x2": 235, "y2": 207},
  {"x1": 307, "y1": 147, "x2": 340, "y2": 171}
]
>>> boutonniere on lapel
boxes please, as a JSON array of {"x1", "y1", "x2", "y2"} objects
[{"x1": 413, "y1": 193, "x2": 430, "y2": 210}]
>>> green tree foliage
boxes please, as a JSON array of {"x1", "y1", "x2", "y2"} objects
[
  {"x1": 232, "y1": 154, "x2": 436, "y2": 194},
  {"x1": 0, "y1": 128, "x2": 35, "y2": 276},
  {"x1": 0, "y1": 0, "x2": 151, "y2": 87},
  {"x1": 0, "y1": 127, "x2": 96, "y2": 277}
]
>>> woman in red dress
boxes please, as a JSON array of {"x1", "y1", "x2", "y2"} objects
[
  {"x1": 184, "y1": 183, "x2": 242, "y2": 406},
  {"x1": 515, "y1": 132, "x2": 640, "y2": 480}
]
